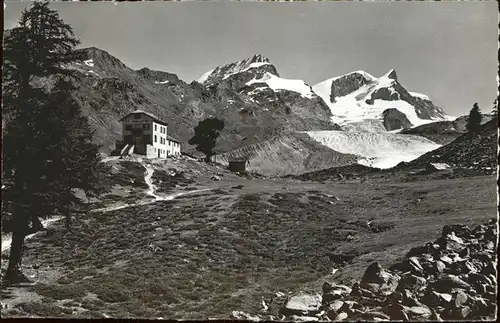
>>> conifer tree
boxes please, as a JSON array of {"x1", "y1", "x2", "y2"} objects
[
  {"x1": 466, "y1": 103, "x2": 483, "y2": 133},
  {"x1": 2, "y1": 1, "x2": 109, "y2": 283}
]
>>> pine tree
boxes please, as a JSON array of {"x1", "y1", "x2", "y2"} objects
[
  {"x1": 188, "y1": 118, "x2": 225, "y2": 162},
  {"x1": 466, "y1": 103, "x2": 483, "y2": 133},
  {"x1": 492, "y1": 99, "x2": 498, "y2": 118},
  {"x1": 2, "y1": 1, "x2": 109, "y2": 283}
]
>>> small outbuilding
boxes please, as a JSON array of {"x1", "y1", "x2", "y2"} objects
[{"x1": 228, "y1": 159, "x2": 249, "y2": 172}]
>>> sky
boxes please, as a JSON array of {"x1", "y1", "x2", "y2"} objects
[{"x1": 4, "y1": 0, "x2": 498, "y2": 116}]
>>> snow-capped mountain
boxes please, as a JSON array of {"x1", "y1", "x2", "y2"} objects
[
  {"x1": 313, "y1": 69, "x2": 452, "y2": 132},
  {"x1": 197, "y1": 54, "x2": 337, "y2": 132},
  {"x1": 198, "y1": 54, "x2": 318, "y2": 101},
  {"x1": 198, "y1": 54, "x2": 279, "y2": 86},
  {"x1": 303, "y1": 69, "x2": 457, "y2": 168}
]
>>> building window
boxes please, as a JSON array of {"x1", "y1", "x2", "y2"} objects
[
  {"x1": 154, "y1": 124, "x2": 157, "y2": 131},
  {"x1": 143, "y1": 124, "x2": 149, "y2": 130},
  {"x1": 125, "y1": 124, "x2": 132, "y2": 131},
  {"x1": 154, "y1": 135, "x2": 157, "y2": 143}
]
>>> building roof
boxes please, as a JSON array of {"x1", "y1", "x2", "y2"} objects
[
  {"x1": 229, "y1": 158, "x2": 249, "y2": 163},
  {"x1": 166, "y1": 135, "x2": 180, "y2": 143},
  {"x1": 120, "y1": 110, "x2": 168, "y2": 126}
]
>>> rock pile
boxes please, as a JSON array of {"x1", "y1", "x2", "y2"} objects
[{"x1": 279, "y1": 219, "x2": 497, "y2": 321}]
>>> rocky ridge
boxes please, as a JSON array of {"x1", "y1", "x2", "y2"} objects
[
  {"x1": 402, "y1": 114, "x2": 495, "y2": 145},
  {"x1": 402, "y1": 118, "x2": 498, "y2": 175},
  {"x1": 263, "y1": 219, "x2": 498, "y2": 321}
]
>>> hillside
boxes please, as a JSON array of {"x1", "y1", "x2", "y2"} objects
[
  {"x1": 1, "y1": 158, "x2": 496, "y2": 319},
  {"x1": 402, "y1": 118, "x2": 498, "y2": 174},
  {"x1": 212, "y1": 131, "x2": 358, "y2": 177},
  {"x1": 64, "y1": 49, "x2": 339, "y2": 155},
  {"x1": 401, "y1": 114, "x2": 494, "y2": 145},
  {"x1": 293, "y1": 118, "x2": 498, "y2": 182}
]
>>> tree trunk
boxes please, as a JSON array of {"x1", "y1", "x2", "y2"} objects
[
  {"x1": 65, "y1": 213, "x2": 72, "y2": 231},
  {"x1": 26, "y1": 215, "x2": 44, "y2": 235},
  {"x1": 5, "y1": 229, "x2": 29, "y2": 284},
  {"x1": 5, "y1": 195, "x2": 31, "y2": 284}
]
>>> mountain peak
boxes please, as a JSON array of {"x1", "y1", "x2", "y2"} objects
[
  {"x1": 76, "y1": 47, "x2": 129, "y2": 71},
  {"x1": 197, "y1": 54, "x2": 278, "y2": 85},
  {"x1": 383, "y1": 69, "x2": 398, "y2": 81},
  {"x1": 249, "y1": 54, "x2": 270, "y2": 64}
]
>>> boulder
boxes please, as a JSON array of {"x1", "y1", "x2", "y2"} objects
[
  {"x1": 361, "y1": 262, "x2": 400, "y2": 294},
  {"x1": 452, "y1": 290, "x2": 469, "y2": 308},
  {"x1": 382, "y1": 302, "x2": 410, "y2": 321},
  {"x1": 360, "y1": 311, "x2": 390, "y2": 321},
  {"x1": 339, "y1": 300, "x2": 362, "y2": 315},
  {"x1": 290, "y1": 315, "x2": 319, "y2": 322},
  {"x1": 281, "y1": 292, "x2": 322, "y2": 316},
  {"x1": 433, "y1": 260, "x2": 447, "y2": 275},
  {"x1": 322, "y1": 282, "x2": 351, "y2": 296},
  {"x1": 334, "y1": 312, "x2": 348, "y2": 321},
  {"x1": 404, "y1": 305, "x2": 433, "y2": 320},
  {"x1": 407, "y1": 257, "x2": 425, "y2": 276},
  {"x1": 325, "y1": 300, "x2": 344, "y2": 313},
  {"x1": 430, "y1": 274, "x2": 471, "y2": 293},
  {"x1": 442, "y1": 224, "x2": 472, "y2": 239},
  {"x1": 420, "y1": 290, "x2": 453, "y2": 307},
  {"x1": 449, "y1": 260, "x2": 480, "y2": 276},
  {"x1": 396, "y1": 274, "x2": 427, "y2": 292},
  {"x1": 436, "y1": 233, "x2": 466, "y2": 253},
  {"x1": 325, "y1": 300, "x2": 344, "y2": 319}
]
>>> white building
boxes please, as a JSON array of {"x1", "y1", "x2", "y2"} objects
[
  {"x1": 118, "y1": 110, "x2": 181, "y2": 158},
  {"x1": 167, "y1": 135, "x2": 181, "y2": 156}
]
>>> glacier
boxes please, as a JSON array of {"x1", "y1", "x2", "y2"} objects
[{"x1": 304, "y1": 130, "x2": 441, "y2": 169}]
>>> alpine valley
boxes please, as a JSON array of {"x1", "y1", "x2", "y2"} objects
[
  {"x1": 60, "y1": 48, "x2": 475, "y2": 175},
  {"x1": 2, "y1": 46, "x2": 498, "y2": 321}
]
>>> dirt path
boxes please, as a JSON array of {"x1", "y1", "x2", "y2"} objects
[
  {"x1": 1, "y1": 159, "x2": 218, "y2": 313},
  {"x1": 1, "y1": 159, "x2": 213, "y2": 253}
]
